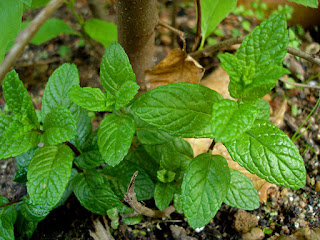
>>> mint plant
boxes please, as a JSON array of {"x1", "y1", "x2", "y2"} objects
[{"x1": 0, "y1": 12, "x2": 307, "y2": 238}]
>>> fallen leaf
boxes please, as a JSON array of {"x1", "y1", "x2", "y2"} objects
[
  {"x1": 200, "y1": 65, "x2": 234, "y2": 100},
  {"x1": 270, "y1": 99, "x2": 288, "y2": 128},
  {"x1": 145, "y1": 48, "x2": 204, "y2": 90},
  {"x1": 184, "y1": 138, "x2": 212, "y2": 157}
]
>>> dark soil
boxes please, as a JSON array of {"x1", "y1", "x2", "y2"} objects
[{"x1": 0, "y1": 1, "x2": 319, "y2": 239}]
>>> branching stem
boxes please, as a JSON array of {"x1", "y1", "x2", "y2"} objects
[
  {"x1": 124, "y1": 171, "x2": 175, "y2": 218},
  {"x1": 158, "y1": 20, "x2": 186, "y2": 52}
]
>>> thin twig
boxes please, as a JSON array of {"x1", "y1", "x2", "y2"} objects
[
  {"x1": 279, "y1": 78, "x2": 320, "y2": 90},
  {"x1": 189, "y1": 36, "x2": 244, "y2": 58},
  {"x1": 124, "y1": 171, "x2": 175, "y2": 218},
  {"x1": 0, "y1": 0, "x2": 65, "y2": 82},
  {"x1": 287, "y1": 46, "x2": 320, "y2": 67},
  {"x1": 192, "y1": 0, "x2": 202, "y2": 52},
  {"x1": 90, "y1": 217, "x2": 115, "y2": 240},
  {"x1": 190, "y1": 36, "x2": 320, "y2": 67},
  {"x1": 158, "y1": 20, "x2": 186, "y2": 52}
]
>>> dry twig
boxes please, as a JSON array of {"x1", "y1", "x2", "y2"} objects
[
  {"x1": 90, "y1": 216, "x2": 115, "y2": 240},
  {"x1": 124, "y1": 171, "x2": 175, "y2": 218},
  {"x1": 279, "y1": 78, "x2": 320, "y2": 90},
  {"x1": 0, "y1": 0, "x2": 65, "y2": 82},
  {"x1": 190, "y1": 36, "x2": 320, "y2": 68},
  {"x1": 159, "y1": 20, "x2": 186, "y2": 52}
]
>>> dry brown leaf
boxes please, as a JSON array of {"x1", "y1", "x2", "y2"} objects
[
  {"x1": 184, "y1": 138, "x2": 212, "y2": 157},
  {"x1": 200, "y1": 65, "x2": 234, "y2": 100},
  {"x1": 270, "y1": 99, "x2": 288, "y2": 128},
  {"x1": 145, "y1": 48, "x2": 204, "y2": 90}
]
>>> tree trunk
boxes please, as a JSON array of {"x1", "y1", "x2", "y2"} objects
[{"x1": 116, "y1": 0, "x2": 158, "y2": 93}]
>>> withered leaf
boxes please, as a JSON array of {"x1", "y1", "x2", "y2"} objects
[{"x1": 145, "y1": 48, "x2": 204, "y2": 90}]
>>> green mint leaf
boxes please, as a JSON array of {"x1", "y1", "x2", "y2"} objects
[
  {"x1": 42, "y1": 106, "x2": 77, "y2": 145},
  {"x1": 75, "y1": 131, "x2": 104, "y2": 170},
  {"x1": 120, "y1": 206, "x2": 143, "y2": 225},
  {"x1": 173, "y1": 194, "x2": 183, "y2": 214},
  {"x1": 224, "y1": 119, "x2": 306, "y2": 189},
  {"x1": 250, "y1": 99, "x2": 270, "y2": 120},
  {"x1": 115, "y1": 81, "x2": 140, "y2": 110},
  {"x1": 200, "y1": 0, "x2": 237, "y2": 48},
  {"x1": 132, "y1": 83, "x2": 222, "y2": 136},
  {"x1": 181, "y1": 153, "x2": 230, "y2": 229},
  {"x1": 135, "y1": 116, "x2": 176, "y2": 145},
  {"x1": 102, "y1": 160, "x2": 155, "y2": 201},
  {"x1": 219, "y1": 14, "x2": 288, "y2": 101},
  {"x1": 235, "y1": 65, "x2": 290, "y2": 102},
  {"x1": 143, "y1": 138, "x2": 193, "y2": 177},
  {"x1": 107, "y1": 208, "x2": 120, "y2": 229},
  {"x1": 84, "y1": 19, "x2": 117, "y2": 48},
  {"x1": 218, "y1": 53, "x2": 242, "y2": 82},
  {"x1": 27, "y1": 145, "x2": 74, "y2": 209},
  {"x1": 236, "y1": 13, "x2": 287, "y2": 69},
  {"x1": 0, "y1": 1, "x2": 22, "y2": 63},
  {"x1": 154, "y1": 182, "x2": 177, "y2": 211},
  {"x1": 288, "y1": 0, "x2": 318, "y2": 8},
  {"x1": 20, "y1": 196, "x2": 50, "y2": 222},
  {"x1": 14, "y1": 210, "x2": 38, "y2": 240},
  {"x1": 21, "y1": 0, "x2": 32, "y2": 6},
  {"x1": 211, "y1": 100, "x2": 259, "y2": 142},
  {"x1": 70, "y1": 108, "x2": 92, "y2": 150},
  {"x1": 0, "y1": 115, "x2": 41, "y2": 160},
  {"x1": 157, "y1": 169, "x2": 176, "y2": 183},
  {"x1": 69, "y1": 86, "x2": 114, "y2": 112},
  {"x1": 41, "y1": 63, "x2": 81, "y2": 122},
  {"x1": 0, "y1": 196, "x2": 17, "y2": 240},
  {"x1": 98, "y1": 113, "x2": 135, "y2": 166},
  {"x1": 100, "y1": 42, "x2": 136, "y2": 98},
  {"x1": 21, "y1": 18, "x2": 77, "y2": 45},
  {"x1": 14, "y1": 147, "x2": 38, "y2": 183},
  {"x1": 54, "y1": 168, "x2": 78, "y2": 208},
  {"x1": 3, "y1": 70, "x2": 39, "y2": 127},
  {"x1": 224, "y1": 169, "x2": 259, "y2": 210},
  {"x1": 3, "y1": 118, "x2": 35, "y2": 140},
  {"x1": 72, "y1": 170, "x2": 124, "y2": 215},
  {"x1": 125, "y1": 146, "x2": 159, "y2": 181}
]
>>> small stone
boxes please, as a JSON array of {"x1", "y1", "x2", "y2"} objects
[
  {"x1": 299, "y1": 200, "x2": 306, "y2": 208},
  {"x1": 281, "y1": 188, "x2": 289, "y2": 198},
  {"x1": 242, "y1": 227, "x2": 265, "y2": 240},
  {"x1": 315, "y1": 181, "x2": 320, "y2": 192},
  {"x1": 281, "y1": 225, "x2": 290, "y2": 235},
  {"x1": 234, "y1": 210, "x2": 259, "y2": 233}
]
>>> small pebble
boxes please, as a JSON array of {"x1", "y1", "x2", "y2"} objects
[
  {"x1": 299, "y1": 200, "x2": 306, "y2": 208},
  {"x1": 241, "y1": 228, "x2": 264, "y2": 240},
  {"x1": 281, "y1": 225, "x2": 290, "y2": 234},
  {"x1": 281, "y1": 188, "x2": 289, "y2": 198}
]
